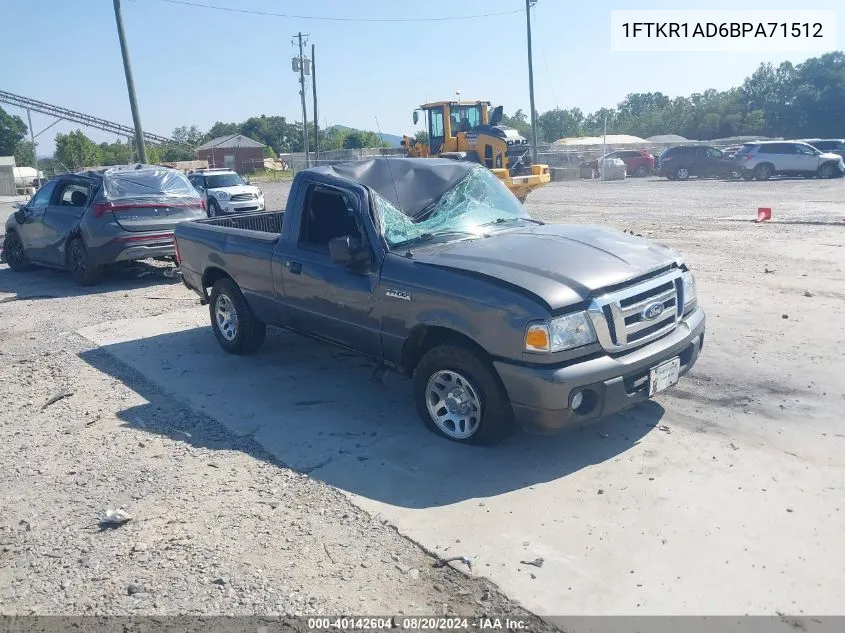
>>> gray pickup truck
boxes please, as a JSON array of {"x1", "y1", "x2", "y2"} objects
[{"x1": 174, "y1": 158, "x2": 705, "y2": 445}]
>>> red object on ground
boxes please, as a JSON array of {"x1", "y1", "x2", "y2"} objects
[{"x1": 757, "y1": 207, "x2": 772, "y2": 222}]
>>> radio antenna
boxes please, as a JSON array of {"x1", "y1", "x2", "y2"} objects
[{"x1": 374, "y1": 115, "x2": 402, "y2": 213}]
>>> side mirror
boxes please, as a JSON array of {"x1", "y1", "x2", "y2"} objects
[
  {"x1": 412, "y1": 111, "x2": 419, "y2": 125},
  {"x1": 329, "y1": 235, "x2": 369, "y2": 266},
  {"x1": 14, "y1": 208, "x2": 28, "y2": 224}
]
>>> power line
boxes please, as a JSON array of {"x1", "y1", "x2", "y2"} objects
[{"x1": 157, "y1": 0, "x2": 521, "y2": 22}]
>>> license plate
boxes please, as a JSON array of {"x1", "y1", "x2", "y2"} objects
[{"x1": 648, "y1": 357, "x2": 681, "y2": 397}]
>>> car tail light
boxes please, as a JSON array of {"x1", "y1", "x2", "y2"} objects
[
  {"x1": 200, "y1": 199, "x2": 206, "y2": 211},
  {"x1": 93, "y1": 202, "x2": 112, "y2": 218},
  {"x1": 174, "y1": 237, "x2": 182, "y2": 264}
]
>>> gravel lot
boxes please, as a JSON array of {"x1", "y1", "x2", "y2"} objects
[{"x1": 1, "y1": 173, "x2": 843, "y2": 621}]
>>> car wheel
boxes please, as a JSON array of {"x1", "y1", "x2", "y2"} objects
[
  {"x1": 817, "y1": 162, "x2": 836, "y2": 179},
  {"x1": 68, "y1": 238, "x2": 103, "y2": 286},
  {"x1": 208, "y1": 199, "x2": 220, "y2": 217},
  {"x1": 634, "y1": 165, "x2": 648, "y2": 177},
  {"x1": 2, "y1": 230, "x2": 33, "y2": 272},
  {"x1": 754, "y1": 163, "x2": 773, "y2": 181},
  {"x1": 209, "y1": 277, "x2": 266, "y2": 355},
  {"x1": 414, "y1": 343, "x2": 515, "y2": 445},
  {"x1": 675, "y1": 167, "x2": 690, "y2": 180}
]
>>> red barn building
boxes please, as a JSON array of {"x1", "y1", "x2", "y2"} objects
[{"x1": 195, "y1": 134, "x2": 265, "y2": 173}]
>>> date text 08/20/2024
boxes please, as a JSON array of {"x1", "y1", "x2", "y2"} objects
[{"x1": 306, "y1": 617, "x2": 531, "y2": 630}]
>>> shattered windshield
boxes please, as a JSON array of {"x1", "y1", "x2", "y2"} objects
[{"x1": 375, "y1": 166, "x2": 535, "y2": 248}]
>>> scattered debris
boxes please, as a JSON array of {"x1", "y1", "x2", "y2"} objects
[
  {"x1": 782, "y1": 314, "x2": 789, "y2": 319},
  {"x1": 212, "y1": 577, "x2": 229, "y2": 586},
  {"x1": 804, "y1": 291, "x2": 814, "y2": 297},
  {"x1": 658, "y1": 424, "x2": 672, "y2": 433},
  {"x1": 126, "y1": 583, "x2": 144, "y2": 595},
  {"x1": 85, "y1": 415, "x2": 101, "y2": 427},
  {"x1": 520, "y1": 557, "x2": 544, "y2": 568},
  {"x1": 786, "y1": 508, "x2": 794, "y2": 513},
  {"x1": 764, "y1": 266, "x2": 775, "y2": 274},
  {"x1": 408, "y1": 568, "x2": 420, "y2": 580},
  {"x1": 730, "y1": 442, "x2": 740, "y2": 451},
  {"x1": 41, "y1": 390, "x2": 74, "y2": 410},
  {"x1": 597, "y1": 489, "x2": 605, "y2": 495},
  {"x1": 433, "y1": 555, "x2": 472, "y2": 572},
  {"x1": 322, "y1": 543, "x2": 336, "y2": 564},
  {"x1": 99, "y1": 509, "x2": 132, "y2": 529}
]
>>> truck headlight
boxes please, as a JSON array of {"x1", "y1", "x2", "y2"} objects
[
  {"x1": 213, "y1": 190, "x2": 230, "y2": 200},
  {"x1": 524, "y1": 312, "x2": 597, "y2": 353},
  {"x1": 682, "y1": 271, "x2": 697, "y2": 309}
]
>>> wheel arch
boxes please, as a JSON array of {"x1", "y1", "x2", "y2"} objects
[
  {"x1": 202, "y1": 266, "x2": 234, "y2": 300},
  {"x1": 400, "y1": 324, "x2": 492, "y2": 377}
]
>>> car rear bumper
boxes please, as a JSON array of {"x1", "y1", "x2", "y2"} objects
[
  {"x1": 494, "y1": 308, "x2": 706, "y2": 434},
  {"x1": 89, "y1": 232, "x2": 176, "y2": 266}
]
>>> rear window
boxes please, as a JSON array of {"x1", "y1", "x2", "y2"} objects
[
  {"x1": 102, "y1": 166, "x2": 199, "y2": 203},
  {"x1": 733, "y1": 144, "x2": 755, "y2": 155}
]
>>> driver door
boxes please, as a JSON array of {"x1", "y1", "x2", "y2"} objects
[
  {"x1": 277, "y1": 182, "x2": 382, "y2": 358},
  {"x1": 15, "y1": 178, "x2": 60, "y2": 263}
]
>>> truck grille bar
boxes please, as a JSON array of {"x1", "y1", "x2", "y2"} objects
[{"x1": 587, "y1": 271, "x2": 683, "y2": 352}]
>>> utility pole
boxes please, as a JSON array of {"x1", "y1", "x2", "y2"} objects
[
  {"x1": 295, "y1": 32, "x2": 310, "y2": 166},
  {"x1": 525, "y1": 0, "x2": 539, "y2": 163},
  {"x1": 311, "y1": 43, "x2": 319, "y2": 161},
  {"x1": 25, "y1": 109, "x2": 38, "y2": 184},
  {"x1": 113, "y1": 0, "x2": 147, "y2": 163}
]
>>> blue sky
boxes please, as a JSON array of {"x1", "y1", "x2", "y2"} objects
[{"x1": 0, "y1": 0, "x2": 841, "y2": 155}]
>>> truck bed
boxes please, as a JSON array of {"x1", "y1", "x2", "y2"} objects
[{"x1": 197, "y1": 211, "x2": 284, "y2": 234}]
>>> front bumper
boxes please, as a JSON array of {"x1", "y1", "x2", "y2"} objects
[
  {"x1": 211, "y1": 197, "x2": 265, "y2": 214},
  {"x1": 494, "y1": 308, "x2": 706, "y2": 434}
]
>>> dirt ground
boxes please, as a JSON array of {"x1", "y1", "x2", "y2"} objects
[{"x1": 1, "y1": 174, "x2": 843, "y2": 623}]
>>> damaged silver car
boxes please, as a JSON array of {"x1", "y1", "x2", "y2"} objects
[{"x1": 1, "y1": 164, "x2": 207, "y2": 285}]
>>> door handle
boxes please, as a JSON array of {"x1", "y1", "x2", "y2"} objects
[{"x1": 287, "y1": 260, "x2": 302, "y2": 275}]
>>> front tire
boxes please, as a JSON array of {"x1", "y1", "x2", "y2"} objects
[
  {"x1": 2, "y1": 231, "x2": 33, "y2": 272},
  {"x1": 675, "y1": 167, "x2": 690, "y2": 180},
  {"x1": 413, "y1": 344, "x2": 515, "y2": 445},
  {"x1": 634, "y1": 165, "x2": 649, "y2": 177},
  {"x1": 68, "y1": 238, "x2": 102, "y2": 286},
  {"x1": 208, "y1": 199, "x2": 220, "y2": 217},
  {"x1": 817, "y1": 162, "x2": 836, "y2": 179},
  {"x1": 209, "y1": 277, "x2": 266, "y2": 355}
]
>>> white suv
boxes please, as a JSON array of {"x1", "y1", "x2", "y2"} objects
[{"x1": 187, "y1": 169, "x2": 265, "y2": 216}]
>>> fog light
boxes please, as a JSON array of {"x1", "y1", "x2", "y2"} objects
[{"x1": 571, "y1": 391, "x2": 584, "y2": 410}]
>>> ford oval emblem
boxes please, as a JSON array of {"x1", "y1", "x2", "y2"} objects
[{"x1": 642, "y1": 301, "x2": 665, "y2": 321}]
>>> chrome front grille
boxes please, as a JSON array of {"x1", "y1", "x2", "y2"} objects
[
  {"x1": 230, "y1": 193, "x2": 257, "y2": 202},
  {"x1": 587, "y1": 271, "x2": 683, "y2": 352}
]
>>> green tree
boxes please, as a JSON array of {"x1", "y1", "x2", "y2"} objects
[
  {"x1": 55, "y1": 130, "x2": 103, "y2": 170},
  {"x1": 205, "y1": 121, "x2": 240, "y2": 141},
  {"x1": 0, "y1": 106, "x2": 27, "y2": 156},
  {"x1": 500, "y1": 109, "x2": 531, "y2": 137},
  {"x1": 414, "y1": 130, "x2": 429, "y2": 144},
  {"x1": 14, "y1": 140, "x2": 35, "y2": 166},
  {"x1": 99, "y1": 140, "x2": 132, "y2": 166},
  {"x1": 263, "y1": 145, "x2": 277, "y2": 159},
  {"x1": 537, "y1": 108, "x2": 585, "y2": 142}
]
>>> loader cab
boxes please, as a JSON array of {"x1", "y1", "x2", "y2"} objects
[{"x1": 415, "y1": 101, "x2": 491, "y2": 155}]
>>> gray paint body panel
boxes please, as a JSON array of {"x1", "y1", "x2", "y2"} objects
[{"x1": 174, "y1": 161, "x2": 705, "y2": 432}]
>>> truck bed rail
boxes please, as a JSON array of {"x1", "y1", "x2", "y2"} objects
[{"x1": 200, "y1": 211, "x2": 284, "y2": 234}]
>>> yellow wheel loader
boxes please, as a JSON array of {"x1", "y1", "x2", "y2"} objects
[{"x1": 401, "y1": 100, "x2": 550, "y2": 202}]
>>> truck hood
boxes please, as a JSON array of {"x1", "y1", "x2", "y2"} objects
[{"x1": 411, "y1": 223, "x2": 680, "y2": 309}]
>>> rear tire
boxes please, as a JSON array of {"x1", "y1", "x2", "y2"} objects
[
  {"x1": 208, "y1": 199, "x2": 220, "y2": 217},
  {"x1": 209, "y1": 277, "x2": 266, "y2": 355},
  {"x1": 68, "y1": 238, "x2": 102, "y2": 286},
  {"x1": 413, "y1": 343, "x2": 515, "y2": 445},
  {"x1": 2, "y1": 231, "x2": 33, "y2": 272},
  {"x1": 675, "y1": 167, "x2": 690, "y2": 180},
  {"x1": 634, "y1": 165, "x2": 648, "y2": 177},
  {"x1": 754, "y1": 163, "x2": 773, "y2": 181}
]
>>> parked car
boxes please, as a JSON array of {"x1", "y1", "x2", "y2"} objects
[
  {"x1": 584, "y1": 150, "x2": 655, "y2": 177},
  {"x1": 656, "y1": 145, "x2": 735, "y2": 180},
  {"x1": 733, "y1": 141, "x2": 845, "y2": 180},
  {"x1": 174, "y1": 158, "x2": 706, "y2": 446},
  {"x1": 720, "y1": 145, "x2": 743, "y2": 158},
  {"x1": 1, "y1": 164, "x2": 207, "y2": 285},
  {"x1": 798, "y1": 139, "x2": 845, "y2": 160},
  {"x1": 187, "y1": 168, "x2": 265, "y2": 217}
]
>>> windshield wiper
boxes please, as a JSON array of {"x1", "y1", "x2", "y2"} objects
[
  {"x1": 395, "y1": 229, "x2": 478, "y2": 248},
  {"x1": 478, "y1": 217, "x2": 544, "y2": 227}
]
